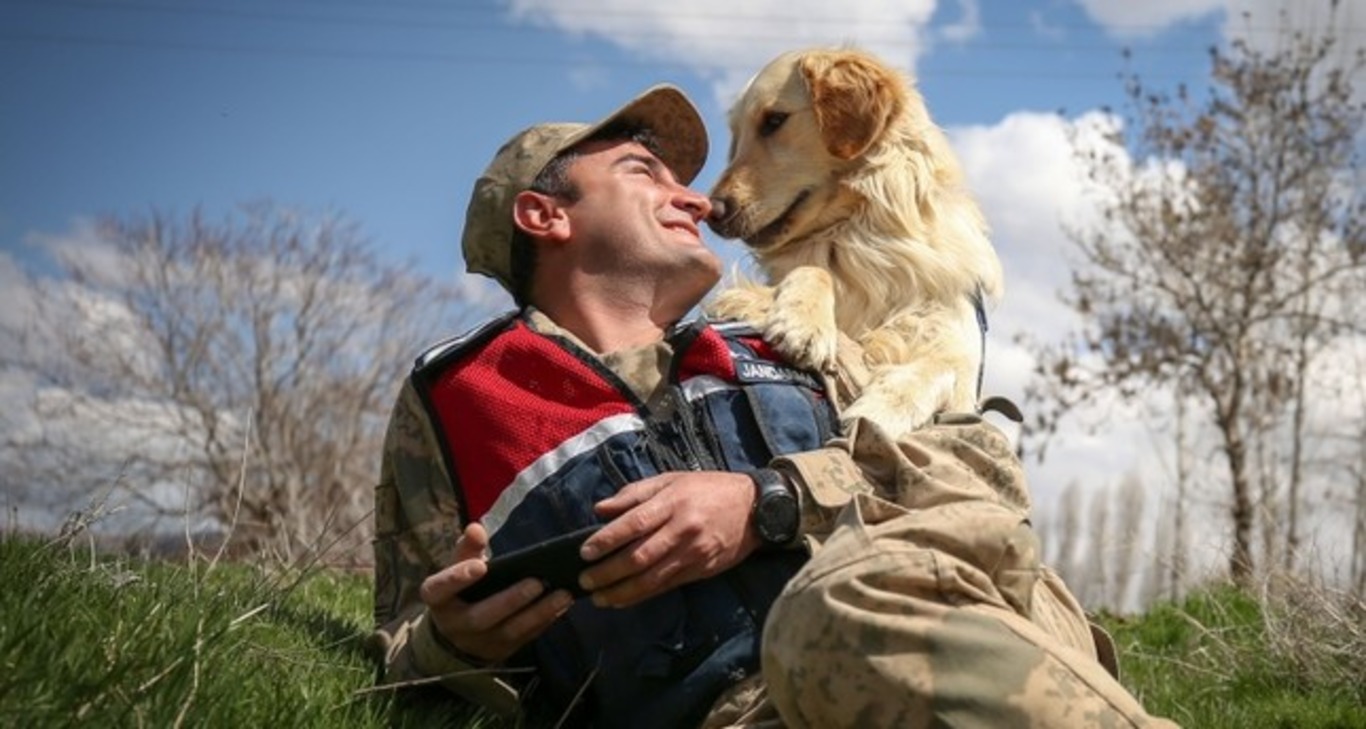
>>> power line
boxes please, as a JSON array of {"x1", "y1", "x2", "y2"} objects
[
  {"x1": 0, "y1": 2, "x2": 1235, "y2": 65},
  {"x1": 0, "y1": 31, "x2": 1206, "y2": 81},
  {"x1": 0, "y1": 23, "x2": 1223, "y2": 59},
  {"x1": 13, "y1": 0, "x2": 1363, "y2": 36},
  {"x1": 6, "y1": 0, "x2": 1338, "y2": 83}
]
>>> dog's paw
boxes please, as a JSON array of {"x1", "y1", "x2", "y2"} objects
[
  {"x1": 765, "y1": 267, "x2": 839, "y2": 371},
  {"x1": 764, "y1": 308, "x2": 839, "y2": 373},
  {"x1": 839, "y1": 396, "x2": 933, "y2": 440},
  {"x1": 706, "y1": 285, "x2": 773, "y2": 325},
  {"x1": 840, "y1": 367, "x2": 957, "y2": 439}
]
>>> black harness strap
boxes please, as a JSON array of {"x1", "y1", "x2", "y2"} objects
[
  {"x1": 972, "y1": 285, "x2": 987, "y2": 399},
  {"x1": 971, "y1": 287, "x2": 1025, "y2": 423}
]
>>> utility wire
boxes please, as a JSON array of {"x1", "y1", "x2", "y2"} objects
[
  {"x1": 0, "y1": 31, "x2": 1208, "y2": 81},
  {"x1": 9, "y1": 0, "x2": 1362, "y2": 36}
]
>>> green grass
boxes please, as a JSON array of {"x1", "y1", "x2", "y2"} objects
[
  {"x1": 0, "y1": 534, "x2": 497, "y2": 728},
  {"x1": 4, "y1": 532, "x2": 1364, "y2": 728},
  {"x1": 1099, "y1": 585, "x2": 1366, "y2": 728}
]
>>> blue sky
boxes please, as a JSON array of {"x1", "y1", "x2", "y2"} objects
[
  {"x1": 2, "y1": 0, "x2": 1234, "y2": 282},
  {"x1": 4, "y1": 0, "x2": 1362, "y2": 577}
]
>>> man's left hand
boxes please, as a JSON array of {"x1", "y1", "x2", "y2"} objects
[{"x1": 579, "y1": 471, "x2": 761, "y2": 608}]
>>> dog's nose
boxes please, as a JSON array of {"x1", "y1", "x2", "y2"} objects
[{"x1": 708, "y1": 196, "x2": 731, "y2": 223}]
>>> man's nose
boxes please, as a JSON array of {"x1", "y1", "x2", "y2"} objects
[{"x1": 677, "y1": 186, "x2": 713, "y2": 221}]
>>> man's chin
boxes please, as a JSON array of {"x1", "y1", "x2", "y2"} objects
[{"x1": 666, "y1": 259, "x2": 722, "y2": 311}]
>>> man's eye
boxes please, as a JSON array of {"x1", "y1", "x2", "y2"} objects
[{"x1": 759, "y1": 111, "x2": 789, "y2": 137}]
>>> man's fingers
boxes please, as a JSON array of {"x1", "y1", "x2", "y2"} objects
[
  {"x1": 487, "y1": 589, "x2": 576, "y2": 644},
  {"x1": 424, "y1": 578, "x2": 577, "y2": 663},
  {"x1": 592, "y1": 474, "x2": 672, "y2": 518},
  {"x1": 454, "y1": 522, "x2": 490, "y2": 563},
  {"x1": 459, "y1": 577, "x2": 550, "y2": 632},
  {"x1": 581, "y1": 526, "x2": 678, "y2": 591},
  {"x1": 582, "y1": 496, "x2": 669, "y2": 562},
  {"x1": 419, "y1": 558, "x2": 489, "y2": 607},
  {"x1": 591, "y1": 554, "x2": 692, "y2": 608},
  {"x1": 420, "y1": 523, "x2": 494, "y2": 607}
]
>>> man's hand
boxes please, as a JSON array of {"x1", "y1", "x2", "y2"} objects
[
  {"x1": 419, "y1": 522, "x2": 575, "y2": 663},
  {"x1": 578, "y1": 471, "x2": 761, "y2": 608}
]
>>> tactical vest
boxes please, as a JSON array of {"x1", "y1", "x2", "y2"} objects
[{"x1": 411, "y1": 311, "x2": 838, "y2": 728}]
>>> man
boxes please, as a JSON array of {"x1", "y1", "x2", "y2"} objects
[{"x1": 370, "y1": 85, "x2": 1177, "y2": 728}]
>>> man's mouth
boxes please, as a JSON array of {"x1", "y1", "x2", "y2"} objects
[
  {"x1": 746, "y1": 190, "x2": 809, "y2": 250},
  {"x1": 663, "y1": 219, "x2": 700, "y2": 239}
]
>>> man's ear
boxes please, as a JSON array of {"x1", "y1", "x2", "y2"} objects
[
  {"x1": 512, "y1": 190, "x2": 570, "y2": 242},
  {"x1": 799, "y1": 50, "x2": 907, "y2": 160}
]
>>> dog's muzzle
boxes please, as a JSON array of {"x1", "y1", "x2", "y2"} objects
[{"x1": 706, "y1": 196, "x2": 742, "y2": 239}]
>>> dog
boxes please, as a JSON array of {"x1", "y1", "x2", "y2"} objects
[{"x1": 705, "y1": 47, "x2": 1006, "y2": 439}]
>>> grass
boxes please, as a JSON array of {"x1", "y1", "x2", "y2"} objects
[
  {"x1": 1098, "y1": 584, "x2": 1366, "y2": 728},
  {"x1": 0, "y1": 533, "x2": 496, "y2": 728},
  {"x1": 4, "y1": 530, "x2": 1364, "y2": 728}
]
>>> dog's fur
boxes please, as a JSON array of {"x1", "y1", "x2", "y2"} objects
[{"x1": 705, "y1": 47, "x2": 1004, "y2": 438}]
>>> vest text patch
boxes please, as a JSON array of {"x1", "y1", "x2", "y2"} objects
[{"x1": 734, "y1": 359, "x2": 822, "y2": 390}]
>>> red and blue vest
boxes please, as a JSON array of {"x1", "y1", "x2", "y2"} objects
[{"x1": 411, "y1": 311, "x2": 838, "y2": 727}]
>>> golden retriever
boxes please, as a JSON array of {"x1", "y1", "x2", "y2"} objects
[{"x1": 705, "y1": 47, "x2": 1005, "y2": 438}]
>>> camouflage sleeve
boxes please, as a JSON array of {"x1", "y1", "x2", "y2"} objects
[
  {"x1": 369, "y1": 378, "x2": 520, "y2": 715},
  {"x1": 771, "y1": 412, "x2": 1033, "y2": 544},
  {"x1": 758, "y1": 414, "x2": 1172, "y2": 726}
]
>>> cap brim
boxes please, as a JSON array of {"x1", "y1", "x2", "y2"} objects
[{"x1": 557, "y1": 84, "x2": 709, "y2": 186}]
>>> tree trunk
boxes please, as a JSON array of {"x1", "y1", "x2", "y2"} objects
[{"x1": 1226, "y1": 430, "x2": 1256, "y2": 584}]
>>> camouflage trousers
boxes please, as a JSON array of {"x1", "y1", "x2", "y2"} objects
[{"x1": 704, "y1": 493, "x2": 1180, "y2": 728}]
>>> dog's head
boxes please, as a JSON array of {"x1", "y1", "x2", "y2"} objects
[{"x1": 708, "y1": 47, "x2": 917, "y2": 254}]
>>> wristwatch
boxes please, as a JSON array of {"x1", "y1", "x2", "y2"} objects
[{"x1": 748, "y1": 468, "x2": 799, "y2": 547}]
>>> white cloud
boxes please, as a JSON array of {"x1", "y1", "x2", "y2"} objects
[
  {"x1": 0, "y1": 252, "x2": 35, "y2": 336},
  {"x1": 949, "y1": 110, "x2": 1120, "y2": 366},
  {"x1": 1071, "y1": 0, "x2": 1225, "y2": 37},
  {"x1": 505, "y1": 0, "x2": 938, "y2": 105},
  {"x1": 946, "y1": 104, "x2": 1363, "y2": 586},
  {"x1": 1073, "y1": 0, "x2": 1366, "y2": 89},
  {"x1": 944, "y1": 110, "x2": 1162, "y2": 508},
  {"x1": 29, "y1": 219, "x2": 129, "y2": 287},
  {"x1": 940, "y1": 0, "x2": 983, "y2": 43}
]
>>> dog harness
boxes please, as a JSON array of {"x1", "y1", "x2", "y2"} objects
[{"x1": 411, "y1": 311, "x2": 837, "y2": 728}]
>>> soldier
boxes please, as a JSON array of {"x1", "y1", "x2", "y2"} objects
[{"x1": 369, "y1": 84, "x2": 1178, "y2": 728}]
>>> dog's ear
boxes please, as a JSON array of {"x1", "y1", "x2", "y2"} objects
[{"x1": 799, "y1": 51, "x2": 906, "y2": 160}]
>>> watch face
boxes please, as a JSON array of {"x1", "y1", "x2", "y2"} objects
[{"x1": 757, "y1": 493, "x2": 799, "y2": 544}]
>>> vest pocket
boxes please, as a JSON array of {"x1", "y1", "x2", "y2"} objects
[
  {"x1": 595, "y1": 434, "x2": 659, "y2": 493},
  {"x1": 743, "y1": 383, "x2": 830, "y2": 457}
]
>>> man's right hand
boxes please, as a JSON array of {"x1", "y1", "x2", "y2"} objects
[{"x1": 419, "y1": 522, "x2": 575, "y2": 663}]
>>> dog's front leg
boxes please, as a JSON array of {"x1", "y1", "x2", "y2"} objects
[
  {"x1": 841, "y1": 362, "x2": 958, "y2": 439},
  {"x1": 706, "y1": 282, "x2": 776, "y2": 325},
  {"x1": 765, "y1": 266, "x2": 839, "y2": 373}
]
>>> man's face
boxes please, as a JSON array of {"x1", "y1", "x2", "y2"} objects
[{"x1": 557, "y1": 139, "x2": 720, "y2": 304}]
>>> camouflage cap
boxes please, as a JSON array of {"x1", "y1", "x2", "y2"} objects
[{"x1": 461, "y1": 84, "x2": 709, "y2": 292}]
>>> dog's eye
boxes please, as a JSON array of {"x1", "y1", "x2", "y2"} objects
[{"x1": 759, "y1": 111, "x2": 789, "y2": 138}]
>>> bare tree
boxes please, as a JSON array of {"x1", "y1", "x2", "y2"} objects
[
  {"x1": 1139, "y1": 496, "x2": 1173, "y2": 607},
  {"x1": 1042, "y1": 479, "x2": 1085, "y2": 591},
  {"x1": 1170, "y1": 387, "x2": 1190, "y2": 599},
  {"x1": 1355, "y1": 446, "x2": 1366, "y2": 596},
  {"x1": 1024, "y1": 7, "x2": 1366, "y2": 584},
  {"x1": 0, "y1": 203, "x2": 475, "y2": 562},
  {"x1": 1111, "y1": 472, "x2": 1146, "y2": 609},
  {"x1": 1082, "y1": 486, "x2": 1111, "y2": 607}
]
